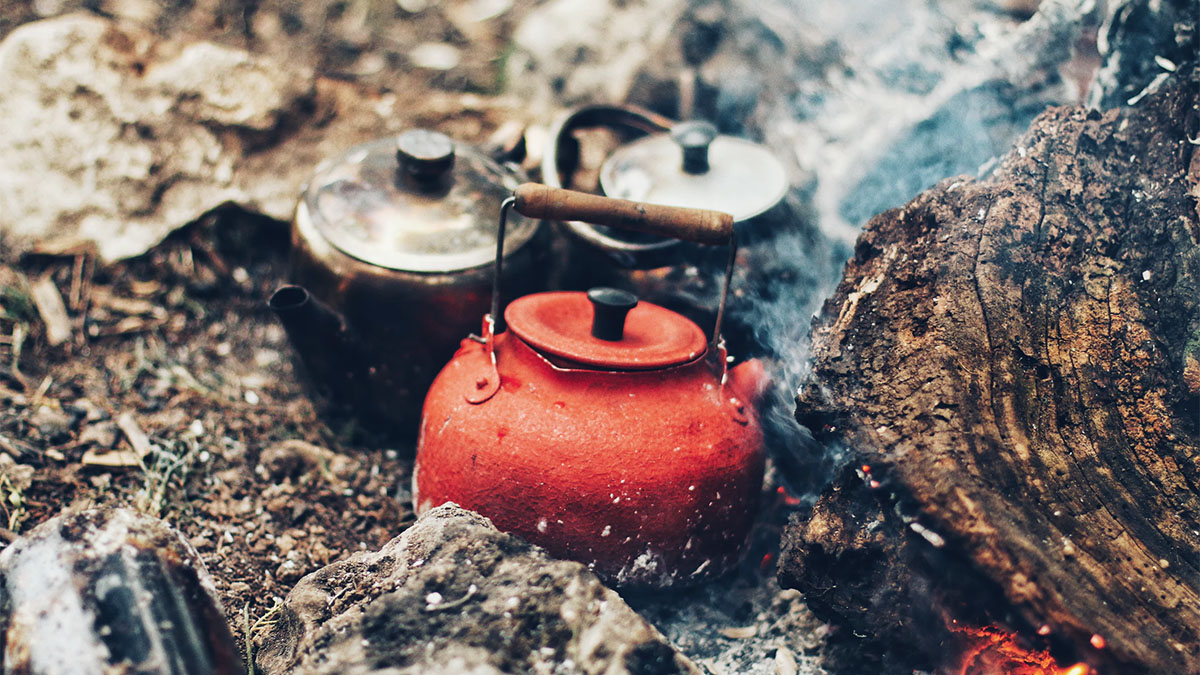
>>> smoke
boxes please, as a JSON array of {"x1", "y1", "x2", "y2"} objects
[
  {"x1": 720, "y1": 194, "x2": 850, "y2": 504},
  {"x1": 694, "y1": 0, "x2": 1104, "y2": 504}
]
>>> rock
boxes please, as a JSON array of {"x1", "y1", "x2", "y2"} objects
[
  {"x1": 77, "y1": 420, "x2": 120, "y2": 447},
  {"x1": 0, "y1": 13, "x2": 527, "y2": 262},
  {"x1": 274, "y1": 556, "x2": 306, "y2": 584},
  {"x1": 0, "y1": 454, "x2": 35, "y2": 495},
  {"x1": 0, "y1": 508, "x2": 245, "y2": 674},
  {"x1": 0, "y1": 13, "x2": 310, "y2": 261},
  {"x1": 68, "y1": 397, "x2": 109, "y2": 423},
  {"x1": 409, "y1": 42, "x2": 462, "y2": 71},
  {"x1": 28, "y1": 404, "x2": 72, "y2": 439},
  {"x1": 255, "y1": 504, "x2": 700, "y2": 675}
]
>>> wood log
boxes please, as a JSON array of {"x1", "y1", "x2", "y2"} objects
[{"x1": 780, "y1": 71, "x2": 1200, "y2": 674}]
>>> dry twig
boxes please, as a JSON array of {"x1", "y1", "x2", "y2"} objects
[{"x1": 29, "y1": 275, "x2": 72, "y2": 347}]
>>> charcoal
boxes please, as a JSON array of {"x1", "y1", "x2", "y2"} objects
[{"x1": 0, "y1": 508, "x2": 245, "y2": 674}]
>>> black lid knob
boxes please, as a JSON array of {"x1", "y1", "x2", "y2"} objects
[
  {"x1": 396, "y1": 129, "x2": 455, "y2": 188},
  {"x1": 587, "y1": 288, "x2": 638, "y2": 341},
  {"x1": 670, "y1": 120, "x2": 717, "y2": 174}
]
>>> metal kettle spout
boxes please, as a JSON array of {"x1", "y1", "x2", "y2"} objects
[{"x1": 268, "y1": 285, "x2": 371, "y2": 401}]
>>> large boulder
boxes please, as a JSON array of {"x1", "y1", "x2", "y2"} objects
[
  {"x1": 0, "y1": 13, "x2": 523, "y2": 262},
  {"x1": 0, "y1": 13, "x2": 311, "y2": 261}
]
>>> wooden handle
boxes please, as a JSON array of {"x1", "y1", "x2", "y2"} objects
[{"x1": 513, "y1": 183, "x2": 733, "y2": 245}]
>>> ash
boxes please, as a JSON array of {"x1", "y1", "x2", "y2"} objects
[{"x1": 624, "y1": 474, "x2": 829, "y2": 675}]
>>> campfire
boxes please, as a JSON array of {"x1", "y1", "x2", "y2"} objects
[
  {"x1": 0, "y1": 1, "x2": 1195, "y2": 674},
  {"x1": 951, "y1": 624, "x2": 1091, "y2": 675}
]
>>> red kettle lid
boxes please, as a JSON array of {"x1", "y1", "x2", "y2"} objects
[{"x1": 504, "y1": 289, "x2": 706, "y2": 370}]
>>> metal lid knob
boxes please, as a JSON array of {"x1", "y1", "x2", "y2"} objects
[
  {"x1": 587, "y1": 287, "x2": 638, "y2": 341},
  {"x1": 396, "y1": 129, "x2": 456, "y2": 187},
  {"x1": 670, "y1": 121, "x2": 717, "y2": 174}
]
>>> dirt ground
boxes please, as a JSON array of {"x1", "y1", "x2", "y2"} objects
[
  {"x1": 1, "y1": 211, "x2": 422, "y2": 652},
  {"x1": 0, "y1": 0, "x2": 540, "y2": 662}
]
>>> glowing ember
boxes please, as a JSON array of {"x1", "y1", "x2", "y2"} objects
[
  {"x1": 954, "y1": 625, "x2": 1093, "y2": 675},
  {"x1": 774, "y1": 485, "x2": 802, "y2": 507}
]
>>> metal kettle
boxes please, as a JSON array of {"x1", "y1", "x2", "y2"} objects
[
  {"x1": 414, "y1": 184, "x2": 769, "y2": 589},
  {"x1": 543, "y1": 104, "x2": 794, "y2": 355},
  {"x1": 270, "y1": 129, "x2": 548, "y2": 435}
]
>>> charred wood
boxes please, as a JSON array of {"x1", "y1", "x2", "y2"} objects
[{"x1": 781, "y1": 72, "x2": 1200, "y2": 674}]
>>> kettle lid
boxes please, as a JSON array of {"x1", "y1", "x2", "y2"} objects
[
  {"x1": 302, "y1": 130, "x2": 538, "y2": 273},
  {"x1": 600, "y1": 121, "x2": 788, "y2": 223},
  {"x1": 505, "y1": 290, "x2": 706, "y2": 370}
]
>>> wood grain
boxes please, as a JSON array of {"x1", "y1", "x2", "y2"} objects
[
  {"x1": 513, "y1": 184, "x2": 733, "y2": 245},
  {"x1": 781, "y1": 74, "x2": 1200, "y2": 673}
]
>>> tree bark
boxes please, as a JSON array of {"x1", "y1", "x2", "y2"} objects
[{"x1": 780, "y1": 72, "x2": 1200, "y2": 674}]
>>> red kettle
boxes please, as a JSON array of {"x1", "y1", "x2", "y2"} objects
[{"x1": 413, "y1": 185, "x2": 768, "y2": 589}]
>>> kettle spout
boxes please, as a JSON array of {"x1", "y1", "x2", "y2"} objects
[
  {"x1": 269, "y1": 285, "x2": 368, "y2": 399},
  {"x1": 727, "y1": 358, "x2": 770, "y2": 406}
]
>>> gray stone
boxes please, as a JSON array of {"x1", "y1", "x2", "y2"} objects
[
  {"x1": 0, "y1": 508, "x2": 244, "y2": 674},
  {"x1": 0, "y1": 454, "x2": 35, "y2": 496},
  {"x1": 0, "y1": 13, "x2": 524, "y2": 263},
  {"x1": 0, "y1": 13, "x2": 311, "y2": 261},
  {"x1": 69, "y1": 397, "x2": 109, "y2": 423},
  {"x1": 28, "y1": 404, "x2": 72, "y2": 438},
  {"x1": 254, "y1": 504, "x2": 700, "y2": 675},
  {"x1": 77, "y1": 421, "x2": 120, "y2": 448}
]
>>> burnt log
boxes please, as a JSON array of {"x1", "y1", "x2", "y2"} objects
[{"x1": 781, "y1": 72, "x2": 1200, "y2": 674}]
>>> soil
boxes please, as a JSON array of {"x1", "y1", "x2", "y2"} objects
[
  {"x1": 0, "y1": 0, "x2": 538, "y2": 662},
  {"x1": 0, "y1": 212, "x2": 418, "y2": 654}
]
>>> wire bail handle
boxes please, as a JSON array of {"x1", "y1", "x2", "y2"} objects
[{"x1": 490, "y1": 184, "x2": 737, "y2": 355}]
